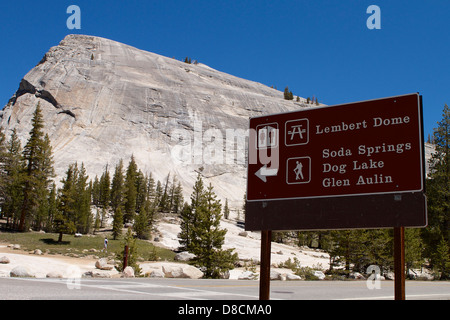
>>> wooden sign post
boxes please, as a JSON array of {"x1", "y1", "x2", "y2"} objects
[
  {"x1": 259, "y1": 230, "x2": 272, "y2": 300},
  {"x1": 394, "y1": 227, "x2": 406, "y2": 300}
]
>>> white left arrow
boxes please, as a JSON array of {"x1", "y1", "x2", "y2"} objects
[{"x1": 255, "y1": 165, "x2": 278, "y2": 183}]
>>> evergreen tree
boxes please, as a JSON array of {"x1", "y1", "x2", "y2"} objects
[
  {"x1": 424, "y1": 104, "x2": 450, "y2": 270},
  {"x1": 154, "y1": 180, "x2": 163, "y2": 212},
  {"x1": 160, "y1": 173, "x2": 171, "y2": 212},
  {"x1": 223, "y1": 198, "x2": 230, "y2": 220},
  {"x1": 46, "y1": 182, "x2": 57, "y2": 232},
  {"x1": 179, "y1": 173, "x2": 204, "y2": 251},
  {"x1": 241, "y1": 192, "x2": 246, "y2": 221},
  {"x1": 134, "y1": 200, "x2": 151, "y2": 240},
  {"x1": 178, "y1": 202, "x2": 194, "y2": 252},
  {"x1": 327, "y1": 230, "x2": 367, "y2": 274},
  {"x1": 284, "y1": 86, "x2": 294, "y2": 100},
  {"x1": 19, "y1": 103, "x2": 55, "y2": 231},
  {"x1": 115, "y1": 227, "x2": 142, "y2": 275},
  {"x1": 434, "y1": 237, "x2": 450, "y2": 279},
  {"x1": 188, "y1": 180, "x2": 237, "y2": 278},
  {"x1": 405, "y1": 228, "x2": 424, "y2": 276},
  {"x1": 99, "y1": 165, "x2": 111, "y2": 209},
  {"x1": 93, "y1": 208, "x2": 101, "y2": 235},
  {"x1": 0, "y1": 128, "x2": 7, "y2": 207},
  {"x1": 55, "y1": 163, "x2": 78, "y2": 242},
  {"x1": 112, "y1": 206, "x2": 124, "y2": 240},
  {"x1": 135, "y1": 170, "x2": 147, "y2": 214},
  {"x1": 110, "y1": 160, "x2": 125, "y2": 213},
  {"x1": 75, "y1": 163, "x2": 92, "y2": 234},
  {"x1": 92, "y1": 175, "x2": 100, "y2": 207},
  {"x1": 172, "y1": 181, "x2": 184, "y2": 214},
  {"x1": 3, "y1": 129, "x2": 24, "y2": 229},
  {"x1": 124, "y1": 155, "x2": 138, "y2": 222}
]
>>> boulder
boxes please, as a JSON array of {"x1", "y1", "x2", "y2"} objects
[
  {"x1": 122, "y1": 266, "x2": 135, "y2": 278},
  {"x1": 270, "y1": 270, "x2": 282, "y2": 280},
  {"x1": 174, "y1": 251, "x2": 195, "y2": 262},
  {"x1": 349, "y1": 272, "x2": 365, "y2": 280},
  {"x1": 146, "y1": 270, "x2": 165, "y2": 278},
  {"x1": 313, "y1": 270, "x2": 326, "y2": 280},
  {"x1": 238, "y1": 270, "x2": 259, "y2": 280},
  {"x1": 0, "y1": 256, "x2": 10, "y2": 264},
  {"x1": 95, "y1": 258, "x2": 114, "y2": 270},
  {"x1": 162, "y1": 265, "x2": 184, "y2": 278},
  {"x1": 181, "y1": 265, "x2": 204, "y2": 279},
  {"x1": 33, "y1": 249, "x2": 43, "y2": 255},
  {"x1": 10, "y1": 266, "x2": 34, "y2": 278},
  {"x1": 162, "y1": 265, "x2": 203, "y2": 279},
  {"x1": 286, "y1": 273, "x2": 302, "y2": 281},
  {"x1": 83, "y1": 270, "x2": 113, "y2": 278}
]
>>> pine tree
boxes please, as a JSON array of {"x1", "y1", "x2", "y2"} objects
[
  {"x1": 0, "y1": 128, "x2": 7, "y2": 206},
  {"x1": 223, "y1": 198, "x2": 230, "y2": 220},
  {"x1": 189, "y1": 182, "x2": 237, "y2": 278},
  {"x1": 160, "y1": 173, "x2": 171, "y2": 212},
  {"x1": 172, "y1": 181, "x2": 184, "y2": 214},
  {"x1": 284, "y1": 87, "x2": 290, "y2": 100},
  {"x1": 327, "y1": 230, "x2": 368, "y2": 274},
  {"x1": 434, "y1": 237, "x2": 450, "y2": 279},
  {"x1": 284, "y1": 86, "x2": 294, "y2": 100},
  {"x1": 124, "y1": 156, "x2": 138, "y2": 222},
  {"x1": 110, "y1": 160, "x2": 125, "y2": 213},
  {"x1": 3, "y1": 129, "x2": 24, "y2": 229},
  {"x1": 178, "y1": 173, "x2": 204, "y2": 252},
  {"x1": 99, "y1": 165, "x2": 111, "y2": 209},
  {"x1": 112, "y1": 206, "x2": 124, "y2": 240},
  {"x1": 46, "y1": 182, "x2": 57, "y2": 232},
  {"x1": 154, "y1": 180, "x2": 163, "y2": 212},
  {"x1": 424, "y1": 104, "x2": 450, "y2": 268},
  {"x1": 135, "y1": 170, "x2": 147, "y2": 214},
  {"x1": 19, "y1": 103, "x2": 55, "y2": 231},
  {"x1": 55, "y1": 163, "x2": 78, "y2": 242},
  {"x1": 75, "y1": 163, "x2": 91, "y2": 234},
  {"x1": 115, "y1": 227, "x2": 142, "y2": 275},
  {"x1": 241, "y1": 192, "x2": 246, "y2": 221},
  {"x1": 178, "y1": 202, "x2": 194, "y2": 252},
  {"x1": 134, "y1": 200, "x2": 151, "y2": 240},
  {"x1": 405, "y1": 228, "x2": 424, "y2": 275},
  {"x1": 92, "y1": 175, "x2": 100, "y2": 207}
]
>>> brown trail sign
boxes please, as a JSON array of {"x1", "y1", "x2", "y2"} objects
[{"x1": 246, "y1": 93, "x2": 427, "y2": 300}]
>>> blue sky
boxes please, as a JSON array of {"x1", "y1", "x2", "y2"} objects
[{"x1": 1, "y1": 1, "x2": 449, "y2": 138}]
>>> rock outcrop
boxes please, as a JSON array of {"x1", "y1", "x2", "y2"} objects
[{"x1": 0, "y1": 34, "x2": 308, "y2": 208}]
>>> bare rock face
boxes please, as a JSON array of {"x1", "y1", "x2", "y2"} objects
[{"x1": 0, "y1": 34, "x2": 306, "y2": 207}]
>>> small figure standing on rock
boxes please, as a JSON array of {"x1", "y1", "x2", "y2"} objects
[{"x1": 102, "y1": 237, "x2": 108, "y2": 252}]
